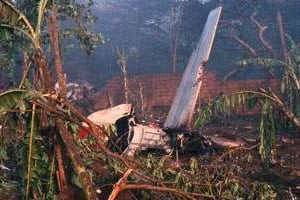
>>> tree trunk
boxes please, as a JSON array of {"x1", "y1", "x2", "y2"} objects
[
  {"x1": 123, "y1": 70, "x2": 129, "y2": 104},
  {"x1": 54, "y1": 136, "x2": 68, "y2": 192},
  {"x1": 48, "y1": 6, "x2": 67, "y2": 97},
  {"x1": 276, "y1": 12, "x2": 287, "y2": 61},
  {"x1": 34, "y1": 49, "x2": 53, "y2": 92},
  {"x1": 56, "y1": 119, "x2": 97, "y2": 200},
  {"x1": 169, "y1": 3, "x2": 182, "y2": 73}
]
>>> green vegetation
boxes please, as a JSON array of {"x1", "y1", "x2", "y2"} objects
[
  {"x1": 0, "y1": 0, "x2": 299, "y2": 199},
  {"x1": 195, "y1": 36, "x2": 300, "y2": 166}
]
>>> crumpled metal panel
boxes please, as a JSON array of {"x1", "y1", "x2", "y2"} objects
[
  {"x1": 124, "y1": 124, "x2": 171, "y2": 156},
  {"x1": 164, "y1": 7, "x2": 222, "y2": 129},
  {"x1": 86, "y1": 104, "x2": 133, "y2": 126}
]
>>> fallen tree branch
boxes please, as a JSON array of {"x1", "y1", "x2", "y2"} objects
[
  {"x1": 61, "y1": 99, "x2": 160, "y2": 184},
  {"x1": 37, "y1": 95, "x2": 156, "y2": 184},
  {"x1": 212, "y1": 144, "x2": 259, "y2": 164},
  {"x1": 54, "y1": 135, "x2": 68, "y2": 192},
  {"x1": 109, "y1": 182, "x2": 215, "y2": 200},
  {"x1": 63, "y1": 100, "x2": 135, "y2": 164},
  {"x1": 108, "y1": 168, "x2": 210, "y2": 200},
  {"x1": 108, "y1": 169, "x2": 134, "y2": 200},
  {"x1": 56, "y1": 119, "x2": 97, "y2": 200}
]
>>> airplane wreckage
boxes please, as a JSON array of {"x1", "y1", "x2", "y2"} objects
[{"x1": 80, "y1": 7, "x2": 244, "y2": 156}]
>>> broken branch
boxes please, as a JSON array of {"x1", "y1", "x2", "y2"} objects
[
  {"x1": 229, "y1": 31, "x2": 257, "y2": 56},
  {"x1": 250, "y1": 10, "x2": 277, "y2": 58},
  {"x1": 56, "y1": 119, "x2": 97, "y2": 200},
  {"x1": 54, "y1": 136, "x2": 68, "y2": 192},
  {"x1": 108, "y1": 169, "x2": 134, "y2": 200},
  {"x1": 109, "y1": 183, "x2": 216, "y2": 200}
]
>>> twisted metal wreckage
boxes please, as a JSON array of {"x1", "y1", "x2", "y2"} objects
[{"x1": 82, "y1": 7, "x2": 243, "y2": 156}]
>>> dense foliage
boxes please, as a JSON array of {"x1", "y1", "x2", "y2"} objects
[
  {"x1": 0, "y1": 0, "x2": 299, "y2": 199},
  {"x1": 195, "y1": 35, "x2": 300, "y2": 165}
]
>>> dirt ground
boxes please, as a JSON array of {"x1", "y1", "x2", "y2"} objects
[{"x1": 144, "y1": 112, "x2": 300, "y2": 198}]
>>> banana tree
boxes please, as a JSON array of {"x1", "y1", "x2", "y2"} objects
[
  {"x1": 0, "y1": 0, "x2": 52, "y2": 91},
  {"x1": 195, "y1": 37, "x2": 300, "y2": 165},
  {"x1": 0, "y1": 1, "x2": 98, "y2": 199}
]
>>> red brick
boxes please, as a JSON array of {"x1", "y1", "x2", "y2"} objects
[{"x1": 93, "y1": 73, "x2": 281, "y2": 112}]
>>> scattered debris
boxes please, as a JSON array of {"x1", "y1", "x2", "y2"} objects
[
  {"x1": 84, "y1": 7, "x2": 243, "y2": 156},
  {"x1": 0, "y1": 164, "x2": 10, "y2": 171},
  {"x1": 55, "y1": 78, "x2": 95, "y2": 102},
  {"x1": 83, "y1": 104, "x2": 172, "y2": 156}
]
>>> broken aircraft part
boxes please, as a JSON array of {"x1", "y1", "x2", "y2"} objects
[
  {"x1": 85, "y1": 104, "x2": 133, "y2": 126},
  {"x1": 83, "y1": 7, "x2": 242, "y2": 156},
  {"x1": 124, "y1": 124, "x2": 172, "y2": 156},
  {"x1": 164, "y1": 6, "x2": 222, "y2": 129},
  {"x1": 83, "y1": 104, "x2": 171, "y2": 156}
]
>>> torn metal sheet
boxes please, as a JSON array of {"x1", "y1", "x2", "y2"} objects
[
  {"x1": 0, "y1": 164, "x2": 11, "y2": 171},
  {"x1": 164, "y1": 7, "x2": 222, "y2": 129},
  {"x1": 203, "y1": 134, "x2": 245, "y2": 148},
  {"x1": 124, "y1": 124, "x2": 172, "y2": 156},
  {"x1": 83, "y1": 104, "x2": 171, "y2": 156},
  {"x1": 86, "y1": 104, "x2": 133, "y2": 126}
]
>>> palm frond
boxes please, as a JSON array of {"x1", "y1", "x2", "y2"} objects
[
  {"x1": 286, "y1": 34, "x2": 297, "y2": 51},
  {"x1": 236, "y1": 57, "x2": 286, "y2": 70},
  {"x1": 0, "y1": 0, "x2": 36, "y2": 44},
  {"x1": 238, "y1": 58, "x2": 300, "y2": 90},
  {"x1": 195, "y1": 92, "x2": 259, "y2": 128},
  {"x1": 285, "y1": 34, "x2": 300, "y2": 64},
  {"x1": 0, "y1": 89, "x2": 35, "y2": 114},
  {"x1": 36, "y1": 0, "x2": 48, "y2": 36},
  {"x1": 195, "y1": 88, "x2": 292, "y2": 128}
]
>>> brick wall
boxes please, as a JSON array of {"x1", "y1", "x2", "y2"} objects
[{"x1": 93, "y1": 72, "x2": 279, "y2": 111}]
